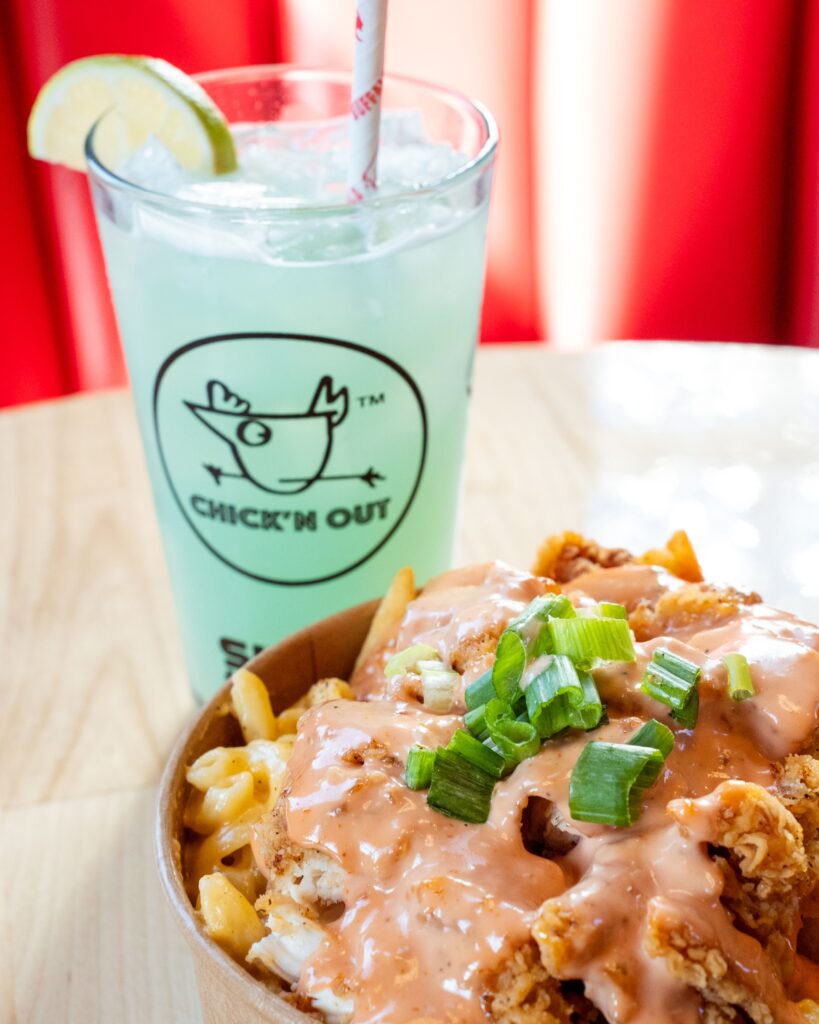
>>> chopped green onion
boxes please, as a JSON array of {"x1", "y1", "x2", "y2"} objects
[
  {"x1": 510, "y1": 687, "x2": 528, "y2": 713},
  {"x1": 628, "y1": 719, "x2": 675, "y2": 758},
  {"x1": 525, "y1": 657, "x2": 604, "y2": 737},
  {"x1": 508, "y1": 594, "x2": 575, "y2": 630},
  {"x1": 671, "y1": 688, "x2": 699, "y2": 729},
  {"x1": 405, "y1": 746, "x2": 435, "y2": 789},
  {"x1": 600, "y1": 602, "x2": 627, "y2": 619},
  {"x1": 447, "y1": 729, "x2": 506, "y2": 779},
  {"x1": 723, "y1": 652, "x2": 755, "y2": 701},
  {"x1": 527, "y1": 692, "x2": 569, "y2": 736},
  {"x1": 464, "y1": 704, "x2": 488, "y2": 740},
  {"x1": 385, "y1": 643, "x2": 440, "y2": 677},
  {"x1": 508, "y1": 594, "x2": 576, "y2": 656},
  {"x1": 420, "y1": 664, "x2": 458, "y2": 713},
  {"x1": 530, "y1": 655, "x2": 584, "y2": 700},
  {"x1": 484, "y1": 697, "x2": 512, "y2": 728},
  {"x1": 568, "y1": 742, "x2": 664, "y2": 826},
  {"x1": 525, "y1": 655, "x2": 582, "y2": 737},
  {"x1": 641, "y1": 648, "x2": 700, "y2": 727},
  {"x1": 494, "y1": 719, "x2": 541, "y2": 764},
  {"x1": 549, "y1": 616, "x2": 636, "y2": 667},
  {"x1": 567, "y1": 671, "x2": 604, "y2": 730},
  {"x1": 643, "y1": 648, "x2": 700, "y2": 689},
  {"x1": 492, "y1": 630, "x2": 527, "y2": 703},
  {"x1": 427, "y1": 748, "x2": 495, "y2": 823},
  {"x1": 485, "y1": 698, "x2": 540, "y2": 763},
  {"x1": 483, "y1": 737, "x2": 514, "y2": 771},
  {"x1": 464, "y1": 670, "x2": 494, "y2": 710}
]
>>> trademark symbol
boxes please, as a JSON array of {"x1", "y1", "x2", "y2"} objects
[{"x1": 357, "y1": 392, "x2": 385, "y2": 408}]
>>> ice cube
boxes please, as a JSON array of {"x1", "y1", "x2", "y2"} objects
[{"x1": 118, "y1": 136, "x2": 187, "y2": 194}]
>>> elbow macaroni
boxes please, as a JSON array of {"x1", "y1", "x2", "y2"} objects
[
  {"x1": 198, "y1": 872, "x2": 266, "y2": 960},
  {"x1": 184, "y1": 569, "x2": 400, "y2": 971},
  {"x1": 184, "y1": 668, "x2": 354, "y2": 963}
]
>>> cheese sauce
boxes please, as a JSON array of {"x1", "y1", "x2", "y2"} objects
[{"x1": 279, "y1": 562, "x2": 819, "y2": 1023}]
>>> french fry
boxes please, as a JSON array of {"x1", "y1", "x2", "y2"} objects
[
  {"x1": 640, "y1": 529, "x2": 703, "y2": 583},
  {"x1": 230, "y1": 668, "x2": 277, "y2": 742},
  {"x1": 353, "y1": 566, "x2": 415, "y2": 672}
]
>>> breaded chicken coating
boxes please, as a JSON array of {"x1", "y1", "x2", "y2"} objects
[
  {"x1": 532, "y1": 528, "x2": 703, "y2": 585},
  {"x1": 532, "y1": 531, "x2": 632, "y2": 583},
  {"x1": 487, "y1": 943, "x2": 602, "y2": 1024},
  {"x1": 629, "y1": 583, "x2": 761, "y2": 641},
  {"x1": 644, "y1": 901, "x2": 802, "y2": 1024},
  {"x1": 253, "y1": 803, "x2": 345, "y2": 909}
]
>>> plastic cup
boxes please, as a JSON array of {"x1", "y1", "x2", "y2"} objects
[{"x1": 86, "y1": 66, "x2": 497, "y2": 699}]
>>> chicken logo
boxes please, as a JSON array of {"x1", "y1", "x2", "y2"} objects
[
  {"x1": 154, "y1": 331, "x2": 426, "y2": 586},
  {"x1": 185, "y1": 378, "x2": 384, "y2": 496}
]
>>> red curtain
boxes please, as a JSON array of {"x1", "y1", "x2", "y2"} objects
[
  {"x1": 1, "y1": 0, "x2": 282, "y2": 406},
  {"x1": 4, "y1": 0, "x2": 819, "y2": 408}
]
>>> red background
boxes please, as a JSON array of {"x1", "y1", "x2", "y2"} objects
[{"x1": 4, "y1": 0, "x2": 819, "y2": 408}]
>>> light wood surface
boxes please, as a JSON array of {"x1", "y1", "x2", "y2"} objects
[{"x1": 4, "y1": 341, "x2": 819, "y2": 1023}]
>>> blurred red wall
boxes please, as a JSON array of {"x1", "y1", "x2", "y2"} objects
[{"x1": 3, "y1": 0, "x2": 819, "y2": 408}]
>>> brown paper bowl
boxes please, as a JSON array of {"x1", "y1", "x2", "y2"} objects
[{"x1": 156, "y1": 599, "x2": 379, "y2": 1024}]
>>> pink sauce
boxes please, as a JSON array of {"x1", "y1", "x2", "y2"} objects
[
  {"x1": 276, "y1": 561, "x2": 819, "y2": 1022},
  {"x1": 286, "y1": 700, "x2": 564, "y2": 1022},
  {"x1": 565, "y1": 562, "x2": 684, "y2": 609},
  {"x1": 352, "y1": 562, "x2": 552, "y2": 706}
]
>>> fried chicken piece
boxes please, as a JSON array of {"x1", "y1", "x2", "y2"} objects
[
  {"x1": 629, "y1": 582, "x2": 761, "y2": 641},
  {"x1": 418, "y1": 562, "x2": 556, "y2": 677},
  {"x1": 339, "y1": 737, "x2": 397, "y2": 767},
  {"x1": 701, "y1": 1006, "x2": 742, "y2": 1023},
  {"x1": 532, "y1": 531, "x2": 633, "y2": 583},
  {"x1": 644, "y1": 899, "x2": 803, "y2": 1024},
  {"x1": 450, "y1": 626, "x2": 507, "y2": 674},
  {"x1": 776, "y1": 756, "x2": 819, "y2": 861},
  {"x1": 669, "y1": 781, "x2": 809, "y2": 947},
  {"x1": 275, "y1": 678, "x2": 355, "y2": 734},
  {"x1": 709, "y1": 855, "x2": 801, "y2": 985},
  {"x1": 801, "y1": 903, "x2": 819, "y2": 972},
  {"x1": 252, "y1": 736, "x2": 396, "y2": 909},
  {"x1": 669, "y1": 781, "x2": 809, "y2": 898},
  {"x1": 305, "y1": 678, "x2": 354, "y2": 707},
  {"x1": 486, "y1": 942, "x2": 602, "y2": 1024},
  {"x1": 247, "y1": 895, "x2": 354, "y2": 1022},
  {"x1": 776, "y1": 756, "x2": 819, "y2": 967},
  {"x1": 252, "y1": 803, "x2": 345, "y2": 909},
  {"x1": 533, "y1": 900, "x2": 584, "y2": 978},
  {"x1": 532, "y1": 528, "x2": 703, "y2": 585}
]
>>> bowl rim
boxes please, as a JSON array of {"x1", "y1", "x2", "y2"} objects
[{"x1": 155, "y1": 597, "x2": 380, "y2": 1019}]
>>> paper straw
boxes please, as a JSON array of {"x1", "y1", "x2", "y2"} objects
[{"x1": 347, "y1": 0, "x2": 388, "y2": 202}]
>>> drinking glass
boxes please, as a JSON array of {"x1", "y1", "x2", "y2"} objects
[{"x1": 87, "y1": 66, "x2": 497, "y2": 698}]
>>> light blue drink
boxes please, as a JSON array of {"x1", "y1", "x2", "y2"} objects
[{"x1": 87, "y1": 68, "x2": 497, "y2": 699}]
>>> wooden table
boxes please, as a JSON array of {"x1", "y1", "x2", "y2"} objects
[{"x1": 4, "y1": 341, "x2": 819, "y2": 1023}]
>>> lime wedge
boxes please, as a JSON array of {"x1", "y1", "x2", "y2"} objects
[{"x1": 27, "y1": 55, "x2": 237, "y2": 175}]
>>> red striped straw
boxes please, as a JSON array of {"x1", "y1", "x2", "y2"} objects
[{"x1": 347, "y1": 0, "x2": 389, "y2": 202}]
